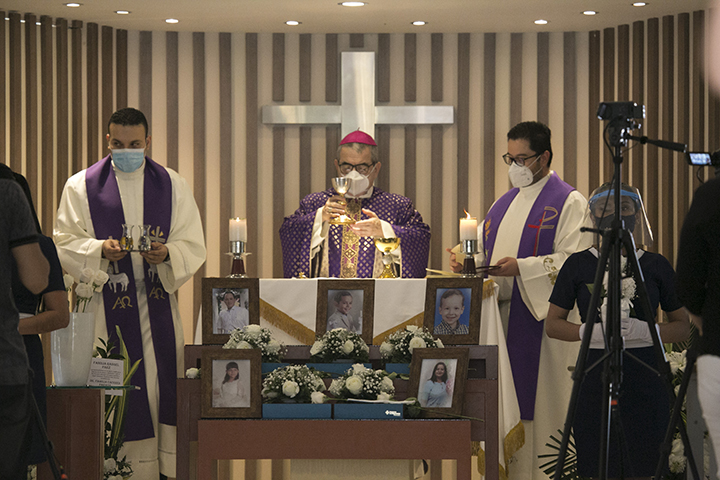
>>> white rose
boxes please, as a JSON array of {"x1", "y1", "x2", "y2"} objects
[
  {"x1": 80, "y1": 267, "x2": 95, "y2": 283},
  {"x1": 406, "y1": 325, "x2": 419, "y2": 333},
  {"x1": 379, "y1": 342, "x2": 394, "y2": 356},
  {"x1": 377, "y1": 392, "x2": 391, "y2": 402},
  {"x1": 185, "y1": 367, "x2": 200, "y2": 379},
  {"x1": 314, "y1": 377, "x2": 326, "y2": 391},
  {"x1": 63, "y1": 274, "x2": 75, "y2": 291},
  {"x1": 245, "y1": 324, "x2": 262, "y2": 335},
  {"x1": 266, "y1": 339, "x2": 281, "y2": 354},
  {"x1": 311, "y1": 391, "x2": 326, "y2": 404},
  {"x1": 434, "y1": 338, "x2": 444, "y2": 348},
  {"x1": 92, "y1": 270, "x2": 109, "y2": 287},
  {"x1": 381, "y1": 376, "x2": 395, "y2": 391},
  {"x1": 342, "y1": 340, "x2": 355, "y2": 354},
  {"x1": 282, "y1": 380, "x2": 300, "y2": 398},
  {"x1": 310, "y1": 341, "x2": 323, "y2": 355},
  {"x1": 75, "y1": 282, "x2": 94, "y2": 299},
  {"x1": 104, "y1": 457, "x2": 117, "y2": 473},
  {"x1": 408, "y1": 336, "x2": 426, "y2": 352},
  {"x1": 345, "y1": 375, "x2": 363, "y2": 395},
  {"x1": 237, "y1": 341, "x2": 253, "y2": 349},
  {"x1": 352, "y1": 363, "x2": 367, "y2": 374}
]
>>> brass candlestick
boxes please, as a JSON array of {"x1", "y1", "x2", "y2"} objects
[{"x1": 228, "y1": 241, "x2": 248, "y2": 278}]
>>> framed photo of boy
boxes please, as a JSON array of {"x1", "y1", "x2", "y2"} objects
[
  {"x1": 316, "y1": 279, "x2": 375, "y2": 344},
  {"x1": 423, "y1": 277, "x2": 482, "y2": 345},
  {"x1": 202, "y1": 277, "x2": 260, "y2": 345},
  {"x1": 201, "y1": 348, "x2": 262, "y2": 418},
  {"x1": 407, "y1": 347, "x2": 470, "y2": 418}
]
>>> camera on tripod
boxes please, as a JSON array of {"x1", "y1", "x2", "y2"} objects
[
  {"x1": 597, "y1": 101, "x2": 645, "y2": 121},
  {"x1": 686, "y1": 150, "x2": 720, "y2": 166}
]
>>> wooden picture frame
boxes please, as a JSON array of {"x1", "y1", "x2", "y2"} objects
[
  {"x1": 202, "y1": 277, "x2": 260, "y2": 345},
  {"x1": 423, "y1": 277, "x2": 482, "y2": 345},
  {"x1": 407, "y1": 347, "x2": 470, "y2": 418},
  {"x1": 201, "y1": 348, "x2": 262, "y2": 418},
  {"x1": 316, "y1": 279, "x2": 375, "y2": 344}
]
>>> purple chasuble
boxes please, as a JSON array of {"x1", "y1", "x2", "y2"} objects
[
  {"x1": 85, "y1": 155, "x2": 177, "y2": 440},
  {"x1": 484, "y1": 173, "x2": 575, "y2": 420},
  {"x1": 279, "y1": 187, "x2": 430, "y2": 278}
]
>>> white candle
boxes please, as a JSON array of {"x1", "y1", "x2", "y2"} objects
[
  {"x1": 459, "y1": 216, "x2": 477, "y2": 241},
  {"x1": 229, "y1": 218, "x2": 247, "y2": 242}
]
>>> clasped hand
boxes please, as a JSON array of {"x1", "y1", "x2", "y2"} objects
[{"x1": 102, "y1": 238, "x2": 168, "y2": 265}]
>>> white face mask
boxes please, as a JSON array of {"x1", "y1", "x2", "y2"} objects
[
  {"x1": 344, "y1": 167, "x2": 374, "y2": 197},
  {"x1": 508, "y1": 161, "x2": 541, "y2": 188}
]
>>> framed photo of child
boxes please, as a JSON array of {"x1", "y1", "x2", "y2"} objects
[
  {"x1": 316, "y1": 279, "x2": 375, "y2": 344},
  {"x1": 407, "y1": 347, "x2": 470, "y2": 418},
  {"x1": 202, "y1": 277, "x2": 260, "y2": 345},
  {"x1": 423, "y1": 277, "x2": 482, "y2": 345},
  {"x1": 201, "y1": 348, "x2": 262, "y2": 418}
]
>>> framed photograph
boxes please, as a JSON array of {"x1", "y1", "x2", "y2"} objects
[
  {"x1": 423, "y1": 277, "x2": 482, "y2": 345},
  {"x1": 201, "y1": 348, "x2": 262, "y2": 418},
  {"x1": 407, "y1": 347, "x2": 470, "y2": 418},
  {"x1": 202, "y1": 277, "x2": 260, "y2": 345},
  {"x1": 316, "y1": 279, "x2": 375, "y2": 344}
]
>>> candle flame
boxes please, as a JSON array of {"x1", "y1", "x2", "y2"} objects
[{"x1": 464, "y1": 209, "x2": 472, "y2": 219}]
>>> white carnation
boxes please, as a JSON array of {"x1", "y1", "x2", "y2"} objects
[
  {"x1": 185, "y1": 367, "x2": 200, "y2": 379},
  {"x1": 408, "y1": 336, "x2": 426, "y2": 352},
  {"x1": 282, "y1": 380, "x2": 300, "y2": 398},
  {"x1": 345, "y1": 375, "x2": 363, "y2": 395},
  {"x1": 310, "y1": 341, "x2": 323, "y2": 355},
  {"x1": 341, "y1": 340, "x2": 355, "y2": 354}
]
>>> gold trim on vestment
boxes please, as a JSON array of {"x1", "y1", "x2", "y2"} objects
[{"x1": 340, "y1": 199, "x2": 362, "y2": 278}]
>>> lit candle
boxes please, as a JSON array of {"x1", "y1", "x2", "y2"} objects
[
  {"x1": 459, "y1": 211, "x2": 477, "y2": 241},
  {"x1": 229, "y1": 218, "x2": 247, "y2": 242}
]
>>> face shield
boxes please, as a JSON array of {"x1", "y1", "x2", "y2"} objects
[{"x1": 587, "y1": 182, "x2": 653, "y2": 249}]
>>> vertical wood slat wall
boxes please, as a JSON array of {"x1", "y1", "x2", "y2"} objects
[{"x1": 4, "y1": 12, "x2": 718, "y2": 346}]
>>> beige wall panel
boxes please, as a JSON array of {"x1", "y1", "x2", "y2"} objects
[
  {"x1": 495, "y1": 33, "x2": 512, "y2": 195},
  {"x1": 575, "y1": 31, "x2": 592, "y2": 198},
  {"x1": 548, "y1": 32, "x2": 565, "y2": 180},
  {"x1": 521, "y1": 32, "x2": 538, "y2": 123},
  {"x1": 257, "y1": 33, "x2": 275, "y2": 279},
  {"x1": 413, "y1": 34, "x2": 432, "y2": 225},
  {"x1": 232, "y1": 32, "x2": 247, "y2": 219},
  {"x1": 440, "y1": 34, "x2": 458, "y2": 262},
  {"x1": 205, "y1": 32, "x2": 222, "y2": 277},
  {"x1": 151, "y1": 30, "x2": 167, "y2": 167},
  {"x1": 126, "y1": 30, "x2": 139, "y2": 115},
  {"x1": 388, "y1": 33, "x2": 406, "y2": 196},
  {"x1": 468, "y1": 33, "x2": 485, "y2": 220}
]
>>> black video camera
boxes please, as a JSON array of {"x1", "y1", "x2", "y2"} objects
[
  {"x1": 686, "y1": 151, "x2": 720, "y2": 167},
  {"x1": 597, "y1": 101, "x2": 645, "y2": 121}
]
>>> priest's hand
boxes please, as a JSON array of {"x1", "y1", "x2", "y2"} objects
[
  {"x1": 102, "y1": 238, "x2": 128, "y2": 262},
  {"x1": 140, "y1": 242, "x2": 169, "y2": 265},
  {"x1": 350, "y1": 209, "x2": 383, "y2": 237},
  {"x1": 446, "y1": 247, "x2": 462, "y2": 273},
  {"x1": 493, "y1": 257, "x2": 519, "y2": 276},
  {"x1": 321, "y1": 195, "x2": 347, "y2": 223}
]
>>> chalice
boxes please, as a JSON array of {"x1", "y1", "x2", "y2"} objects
[
  {"x1": 329, "y1": 177, "x2": 355, "y2": 225},
  {"x1": 374, "y1": 237, "x2": 401, "y2": 278}
]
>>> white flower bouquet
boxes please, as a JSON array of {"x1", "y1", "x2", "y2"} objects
[
  {"x1": 262, "y1": 364, "x2": 327, "y2": 404},
  {"x1": 65, "y1": 268, "x2": 109, "y2": 313},
  {"x1": 223, "y1": 324, "x2": 287, "y2": 363},
  {"x1": 309, "y1": 328, "x2": 370, "y2": 363},
  {"x1": 328, "y1": 363, "x2": 396, "y2": 401},
  {"x1": 379, "y1": 325, "x2": 444, "y2": 364},
  {"x1": 104, "y1": 456, "x2": 133, "y2": 480}
]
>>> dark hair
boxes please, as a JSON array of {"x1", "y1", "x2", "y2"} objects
[
  {"x1": 223, "y1": 361, "x2": 240, "y2": 384},
  {"x1": 507, "y1": 121, "x2": 553, "y2": 166},
  {"x1": 440, "y1": 289, "x2": 464, "y2": 308},
  {"x1": 12, "y1": 172, "x2": 42, "y2": 234},
  {"x1": 429, "y1": 362, "x2": 449, "y2": 383},
  {"x1": 108, "y1": 107, "x2": 149, "y2": 137},
  {"x1": 222, "y1": 290, "x2": 238, "y2": 300},
  {"x1": 333, "y1": 290, "x2": 353, "y2": 303},
  {"x1": 336, "y1": 143, "x2": 379, "y2": 164}
]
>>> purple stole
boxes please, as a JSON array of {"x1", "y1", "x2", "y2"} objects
[
  {"x1": 484, "y1": 173, "x2": 575, "y2": 420},
  {"x1": 85, "y1": 155, "x2": 177, "y2": 441}
]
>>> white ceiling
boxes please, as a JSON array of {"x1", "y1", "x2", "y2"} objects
[{"x1": 6, "y1": 0, "x2": 713, "y2": 34}]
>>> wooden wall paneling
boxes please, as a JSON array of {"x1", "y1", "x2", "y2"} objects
[
  {"x1": 299, "y1": 127, "x2": 312, "y2": 199},
  {"x1": 298, "y1": 35, "x2": 312, "y2": 198},
  {"x1": 483, "y1": 33, "x2": 496, "y2": 214},
  {"x1": 219, "y1": 33, "x2": 232, "y2": 277},
  {"x1": 273, "y1": 127, "x2": 285, "y2": 278},
  {"x1": 457, "y1": 33, "x2": 470, "y2": 218},
  {"x1": 299, "y1": 34, "x2": 311, "y2": 102},
  {"x1": 537, "y1": 32, "x2": 549, "y2": 125},
  {"x1": 404, "y1": 34, "x2": 417, "y2": 202},
  {"x1": 661, "y1": 15, "x2": 674, "y2": 261},
  {"x1": 139, "y1": 31, "x2": 152, "y2": 157},
  {"x1": 692, "y1": 11, "x2": 705, "y2": 189},
  {"x1": 40, "y1": 16, "x2": 54, "y2": 233},
  {"x1": 617, "y1": 25, "x2": 630, "y2": 101},
  {"x1": 377, "y1": 33, "x2": 390, "y2": 103},
  {"x1": 56, "y1": 18, "x2": 69, "y2": 207},
  {"x1": 563, "y1": 32, "x2": 577, "y2": 188},
  {"x1": 25, "y1": 14, "x2": 38, "y2": 200},
  {"x1": 192, "y1": 32, "x2": 207, "y2": 314},
  {"x1": 71, "y1": 20, "x2": 83, "y2": 174},
  {"x1": 102, "y1": 26, "x2": 114, "y2": 128},
  {"x1": 404, "y1": 125, "x2": 417, "y2": 202},
  {"x1": 375, "y1": 125, "x2": 390, "y2": 193},
  {"x1": 646, "y1": 18, "x2": 660, "y2": 250},
  {"x1": 350, "y1": 33, "x2": 364, "y2": 48},
  {"x1": 325, "y1": 34, "x2": 338, "y2": 103},
  {"x1": 602, "y1": 27, "x2": 615, "y2": 181},
  {"x1": 509, "y1": 33, "x2": 522, "y2": 127},
  {"x1": 404, "y1": 34, "x2": 416, "y2": 103},
  {"x1": 631, "y1": 21, "x2": 645, "y2": 193},
  {"x1": 86, "y1": 23, "x2": 99, "y2": 166},
  {"x1": 0, "y1": 11, "x2": 5, "y2": 166},
  {"x1": 166, "y1": 31, "x2": 179, "y2": 172},
  {"x1": 677, "y1": 13, "x2": 690, "y2": 220},
  {"x1": 116, "y1": 29, "x2": 128, "y2": 109},
  {"x1": 246, "y1": 33, "x2": 259, "y2": 277},
  {"x1": 9, "y1": 13, "x2": 21, "y2": 172},
  {"x1": 431, "y1": 33, "x2": 443, "y2": 102},
  {"x1": 430, "y1": 125, "x2": 444, "y2": 270},
  {"x1": 587, "y1": 31, "x2": 601, "y2": 193},
  {"x1": 272, "y1": 33, "x2": 284, "y2": 102}
]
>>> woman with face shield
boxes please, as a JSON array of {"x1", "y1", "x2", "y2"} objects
[{"x1": 544, "y1": 182, "x2": 690, "y2": 479}]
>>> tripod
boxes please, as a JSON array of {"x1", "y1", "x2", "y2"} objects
[{"x1": 552, "y1": 105, "x2": 696, "y2": 480}]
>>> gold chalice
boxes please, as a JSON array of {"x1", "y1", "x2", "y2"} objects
[
  {"x1": 330, "y1": 177, "x2": 356, "y2": 225},
  {"x1": 374, "y1": 237, "x2": 401, "y2": 278}
]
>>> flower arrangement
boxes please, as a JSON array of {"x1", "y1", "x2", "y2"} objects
[
  {"x1": 223, "y1": 324, "x2": 287, "y2": 363},
  {"x1": 379, "y1": 325, "x2": 444, "y2": 364},
  {"x1": 185, "y1": 367, "x2": 201, "y2": 379},
  {"x1": 261, "y1": 364, "x2": 327, "y2": 404},
  {"x1": 309, "y1": 328, "x2": 370, "y2": 363},
  {"x1": 328, "y1": 363, "x2": 395, "y2": 401},
  {"x1": 64, "y1": 268, "x2": 109, "y2": 313},
  {"x1": 666, "y1": 345, "x2": 689, "y2": 478}
]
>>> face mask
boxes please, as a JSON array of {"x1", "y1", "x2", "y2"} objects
[
  {"x1": 111, "y1": 148, "x2": 145, "y2": 173},
  {"x1": 344, "y1": 167, "x2": 374, "y2": 197},
  {"x1": 508, "y1": 162, "x2": 537, "y2": 188}
]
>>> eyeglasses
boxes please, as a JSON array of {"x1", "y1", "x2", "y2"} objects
[
  {"x1": 338, "y1": 162, "x2": 375, "y2": 175},
  {"x1": 502, "y1": 152, "x2": 540, "y2": 167}
]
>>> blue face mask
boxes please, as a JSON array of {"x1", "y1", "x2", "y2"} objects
[{"x1": 111, "y1": 148, "x2": 145, "y2": 172}]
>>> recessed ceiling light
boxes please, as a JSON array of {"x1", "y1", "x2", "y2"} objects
[
  {"x1": 165, "y1": 18, "x2": 179, "y2": 24},
  {"x1": 582, "y1": 10, "x2": 598, "y2": 15},
  {"x1": 65, "y1": 2, "x2": 81, "y2": 7},
  {"x1": 632, "y1": 2, "x2": 647, "y2": 6},
  {"x1": 115, "y1": 10, "x2": 130, "y2": 15},
  {"x1": 534, "y1": 19, "x2": 548, "y2": 25},
  {"x1": 285, "y1": 20, "x2": 301, "y2": 25},
  {"x1": 36, "y1": 21, "x2": 41, "y2": 25},
  {"x1": 339, "y1": 2, "x2": 366, "y2": 7},
  {"x1": 412, "y1": 21, "x2": 426, "y2": 26}
]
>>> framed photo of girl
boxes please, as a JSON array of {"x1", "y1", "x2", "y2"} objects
[
  {"x1": 201, "y1": 277, "x2": 260, "y2": 345},
  {"x1": 407, "y1": 347, "x2": 470, "y2": 418},
  {"x1": 315, "y1": 279, "x2": 375, "y2": 344},
  {"x1": 201, "y1": 348, "x2": 262, "y2": 418},
  {"x1": 423, "y1": 277, "x2": 483, "y2": 345}
]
